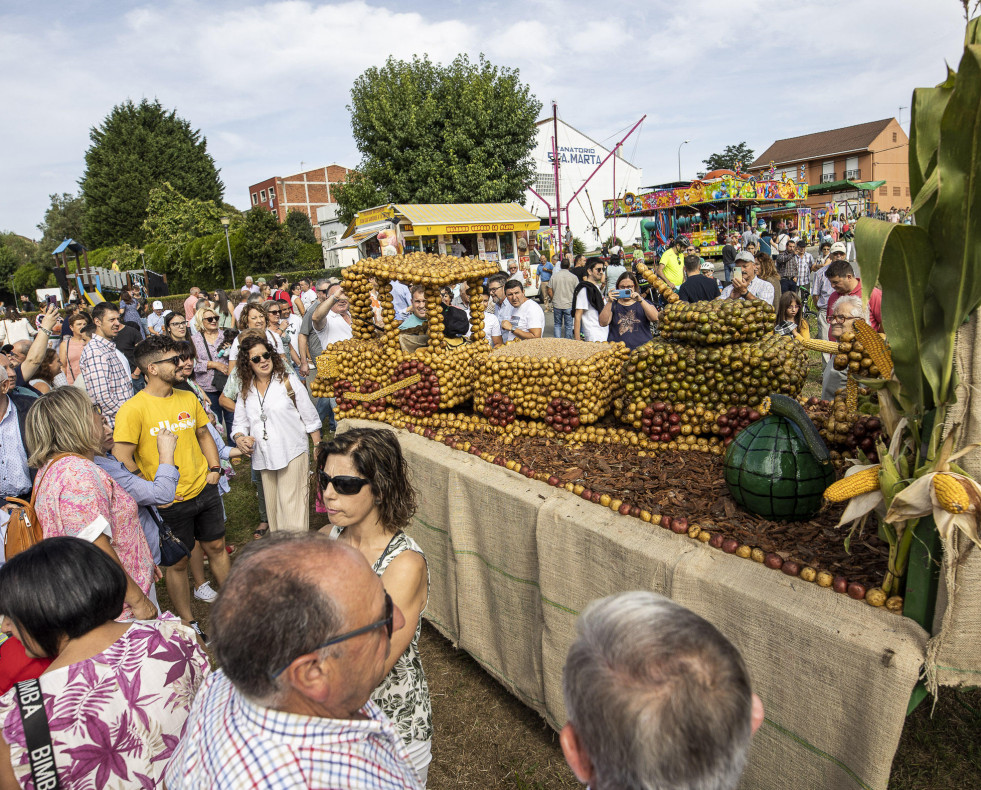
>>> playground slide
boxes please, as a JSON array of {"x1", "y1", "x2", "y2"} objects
[{"x1": 76, "y1": 275, "x2": 107, "y2": 306}]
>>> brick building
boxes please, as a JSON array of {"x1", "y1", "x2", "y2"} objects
[
  {"x1": 749, "y1": 119, "x2": 910, "y2": 212},
  {"x1": 248, "y1": 164, "x2": 353, "y2": 240}
]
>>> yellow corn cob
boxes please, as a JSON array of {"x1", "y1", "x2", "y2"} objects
[
  {"x1": 933, "y1": 473, "x2": 973, "y2": 514},
  {"x1": 846, "y1": 377, "x2": 859, "y2": 412},
  {"x1": 852, "y1": 319, "x2": 894, "y2": 378},
  {"x1": 824, "y1": 466, "x2": 882, "y2": 502},
  {"x1": 800, "y1": 338, "x2": 840, "y2": 354}
]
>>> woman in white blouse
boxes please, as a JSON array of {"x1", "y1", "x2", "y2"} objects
[{"x1": 231, "y1": 333, "x2": 321, "y2": 535}]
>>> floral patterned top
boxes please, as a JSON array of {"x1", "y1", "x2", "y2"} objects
[
  {"x1": 330, "y1": 527, "x2": 432, "y2": 750},
  {"x1": 35, "y1": 455, "x2": 156, "y2": 621},
  {"x1": 0, "y1": 618, "x2": 209, "y2": 789}
]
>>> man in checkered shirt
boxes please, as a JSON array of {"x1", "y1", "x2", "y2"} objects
[
  {"x1": 79, "y1": 301, "x2": 134, "y2": 427},
  {"x1": 165, "y1": 534, "x2": 421, "y2": 790}
]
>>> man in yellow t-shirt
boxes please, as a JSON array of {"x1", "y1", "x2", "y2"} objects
[
  {"x1": 114, "y1": 335, "x2": 226, "y2": 636},
  {"x1": 657, "y1": 237, "x2": 687, "y2": 290}
]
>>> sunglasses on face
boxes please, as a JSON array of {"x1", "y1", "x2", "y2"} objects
[
  {"x1": 204, "y1": 316, "x2": 218, "y2": 323},
  {"x1": 318, "y1": 470, "x2": 371, "y2": 496},
  {"x1": 250, "y1": 351, "x2": 272, "y2": 364},
  {"x1": 267, "y1": 309, "x2": 281, "y2": 315},
  {"x1": 152, "y1": 354, "x2": 187, "y2": 367}
]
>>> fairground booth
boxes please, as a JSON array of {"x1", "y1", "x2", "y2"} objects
[
  {"x1": 603, "y1": 170, "x2": 810, "y2": 258},
  {"x1": 339, "y1": 203, "x2": 542, "y2": 267}
]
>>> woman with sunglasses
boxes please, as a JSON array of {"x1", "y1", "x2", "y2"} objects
[
  {"x1": 191, "y1": 305, "x2": 231, "y2": 427},
  {"x1": 227, "y1": 303, "x2": 285, "y2": 379},
  {"x1": 231, "y1": 333, "x2": 321, "y2": 536},
  {"x1": 164, "y1": 311, "x2": 188, "y2": 343},
  {"x1": 212, "y1": 289, "x2": 234, "y2": 329},
  {"x1": 316, "y1": 427, "x2": 432, "y2": 785}
]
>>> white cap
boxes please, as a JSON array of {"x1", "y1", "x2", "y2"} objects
[
  {"x1": 152, "y1": 300, "x2": 163, "y2": 310},
  {"x1": 830, "y1": 242, "x2": 847, "y2": 255}
]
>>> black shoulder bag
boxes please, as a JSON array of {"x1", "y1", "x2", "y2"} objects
[
  {"x1": 149, "y1": 507, "x2": 192, "y2": 567},
  {"x1": 14, "y1": 677, "x2": 61, "y2": 789},
  {"x1": 203, "y1": 336, "x2": 228, "y2": 392}
]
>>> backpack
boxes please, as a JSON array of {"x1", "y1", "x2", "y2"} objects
[{"x1": 4, "y1": 453, "x2": 80, "y2": 561}]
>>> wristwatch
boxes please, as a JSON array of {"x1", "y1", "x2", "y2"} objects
[{"x1": 209, "y1": 465, "x2": 224, "y2": 476}]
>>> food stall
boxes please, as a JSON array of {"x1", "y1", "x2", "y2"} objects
[
  {"x1": 605, "y1": 171, "x2": 809, "y2": 257},
  {"x1": 341, "y1": 203, "x2": 542, "y2": 269}
]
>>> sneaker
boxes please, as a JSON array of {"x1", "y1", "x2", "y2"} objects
[
  {"x1": 194, "y1": 582, "x2": 218, "y2": 603},
  {"x1": 189, "y1": 620, "x2": 209, "y2": 645}
]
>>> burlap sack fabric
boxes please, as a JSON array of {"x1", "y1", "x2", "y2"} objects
[
  {"x1": 339, "y1": 419, "x2": 929, "y2": 790},
  {"x1": 934, "y1": 310, "x2": 981, "y2": 691}
]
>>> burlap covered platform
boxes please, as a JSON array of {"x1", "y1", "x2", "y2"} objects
[{"x1": 340, "y1": 419, "x2": 929, "y2": 790}]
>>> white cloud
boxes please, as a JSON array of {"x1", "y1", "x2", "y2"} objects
[{"x1": 0, "y1": 0, "x2": 971, "y2": 239}]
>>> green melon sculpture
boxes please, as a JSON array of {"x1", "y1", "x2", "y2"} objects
[{"x1": 724, "y1": 394, "x2": 835, "y2": 521}]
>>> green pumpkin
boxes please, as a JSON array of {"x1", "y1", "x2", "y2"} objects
[{"x1": 724, "y1": 395, "x2": 836, "y2": 521}]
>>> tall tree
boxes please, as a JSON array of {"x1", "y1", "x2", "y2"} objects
[
  {"x1": 241, "y1": 207, "x2": 293, "y2": 270},
  {"x1": 285, "y1": 210, "x2": 317, "y2": 244},
  {"x1": 702, "y1": 142, "x2": 756, "y2": 172},
  {"x1": 141, "y1": 183, "x2": 225, "y2": 280},
  {"x1": 36, "y1": 192, "x2": 87, "y2": 251},
  {"x1": 336, "y1": 54, "x2": 541, "y2": 224},
  {"x1": 81, "y1": 99, "x2": 223, "y2": 247}
]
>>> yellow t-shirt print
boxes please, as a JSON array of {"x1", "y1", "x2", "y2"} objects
[{"x1": 113, "y1": 389, "x2": 209, "y2": 503}]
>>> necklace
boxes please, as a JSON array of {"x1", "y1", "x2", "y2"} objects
[{"x1": 256, "y1": 378, "x2": 271, "y2": 440}]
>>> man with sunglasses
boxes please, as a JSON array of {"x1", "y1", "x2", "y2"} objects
[
  {"x1": 165, "y1": 534, "x2": 421, "y2": 790},
  {"x1": 114, "y1": 335, "x2": 228, "y2": 640}
]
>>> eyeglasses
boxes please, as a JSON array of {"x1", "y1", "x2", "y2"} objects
[
  {"x1": 318, "y1": 289, "x2": 330, "y2": 295},
  {"x1": 170, "y1": 321, "x2": 187, "y2": 328},
  {"x1": 829, "y1": 314, "x2": 862, "y2": 323},
  {"x1": 269, "y1": 592, "x2": 393, "y2": 679},
  {"x1": 152, "y1": 354, "x2": 185, "y2": 367},
  {"x1": 204, "y1": 316, "x2": 218, "y2": 323},
  {"x1": 249, "y1": 351, "x2": 272, "y2": 364},
  {"x1": 318, "y1": 471, "x2": 371, "y2": 495},
  {"x1": 267, "y1": 309, "x2": 281, "y2": 315}
]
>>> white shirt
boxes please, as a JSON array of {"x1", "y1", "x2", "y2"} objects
[
  {"x1": 283, "y1": 314, "x2": 303, "y2": 355},
  {"x1": 228, "y1": 330, "x2": 285, "y2": 362},
  {"x1": 315, "y1": 309, "x2": 354, "y2": 349},
  {"x1": 300, "y1": 289, "x2": 318, "y2": 310},
  {"x1": 505, "y1": 299, "x2": 545, "y2": 343},
  {"x1": 231, "y1": 373, "x2": 320, "y2": 471},
  {"x1": 483, "y1": 311, "x2": 502, "y2": 345},
  {"x1": 719, "y1": 277, "x2": 775, "y2": 305},
  {"x1": 575, "y1": 289, "x2": 609, "y2": 342},
  {"x1": 495, "y1": 299, "x2": 514, "y2": 338},
  {"x1": 147, "y1": 312, "x2": 165, "y2": 334}
]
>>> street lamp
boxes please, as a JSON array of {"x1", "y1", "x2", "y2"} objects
[
  {"x1": 138, "y1": 248, "x2": 146, "y2": 268},
  {"x1": 220, "y1": 216, "x2": 236, "y2": 289},
  {"x1": 678, "y1": 140, "x2": 689, "y2": 181}
]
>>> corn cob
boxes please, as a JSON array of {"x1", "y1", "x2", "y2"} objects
[
  {"x1": 800, "y1": 338, "x2": 839, "y2": 354},
  {"x1": 846, "y1": 376, "x2": 859, "y2": 412},
  {"x1": 933, "y1": 473, "x2": 973, "y2": 514},
  {"x1": 852, "y1": 319, "x2": 893, "y2": 378},
  {"x1": 824, "y1": 466, "x2": 882, "y2": 502}
]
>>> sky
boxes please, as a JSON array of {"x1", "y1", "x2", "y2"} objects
[{"x1": 0, "y1": 0, "x2": 970, "y2": 240}]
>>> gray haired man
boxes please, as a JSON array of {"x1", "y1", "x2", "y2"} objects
[{"x1": 560, "y1": 591, "x2": 764, "y2": 790}]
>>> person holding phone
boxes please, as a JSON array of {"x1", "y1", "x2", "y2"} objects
[{"x1": 599, "y1": 272, "x2": 659, "y2": 349}]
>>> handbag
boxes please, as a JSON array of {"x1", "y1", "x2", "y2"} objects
[
  {"x1": 148, "y1": 507, "x2": 191, "y2": 567},
  {"x1": 4, "y1": 452, "x2": 79, "y2": 562},
  {"x1": 15, "y1": 677, "x2": 61, "y2": 789},
  {"x1": 203, "y1": 336, "x2": 228, "y2": 392}
]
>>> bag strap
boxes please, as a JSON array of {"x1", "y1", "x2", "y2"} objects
[
  {"x1": 146, "y1": 506, "x2": 192, "y2": 558},
  {"x1": 283, "y1": 376, "x2": 297, "y2": 408},
  {"x1": 29, "y1": 452, "x2": 82, "y2": 509},
  {"x1": 15, "y1": 678, "x2": 61, "y2": 789}
]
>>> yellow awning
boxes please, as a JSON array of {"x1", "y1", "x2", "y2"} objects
[{"x1": 393, "y1": 203, "x2": 540, "y2": 235}]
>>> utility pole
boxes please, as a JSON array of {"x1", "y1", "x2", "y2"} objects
[{"x1": 552, "y1": 101, "x2": 562, "y2": 257}]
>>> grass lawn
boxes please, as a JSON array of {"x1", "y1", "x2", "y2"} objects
[{"x1": 160, "y1": 406, "x2": 980, "y2": 789}]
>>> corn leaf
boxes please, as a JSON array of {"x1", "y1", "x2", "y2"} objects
[
  {"x1": 854, "y1": 220, "x2": 939, "y2": 411},
  {"x1": 925, "y1": 38, "x2": 981, "y2": 404},
  {"x1": 908, "y1": 68, "x2": 956, "y2": 228}
]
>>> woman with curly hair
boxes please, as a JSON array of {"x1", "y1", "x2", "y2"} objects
[
  {"x1": 231, "y1": 333, "x2": 320, "y2": 536},
  {"x1": 227, "y1": 302, "x2": 284, "y2": 378},
  {"x1": 316, "y1": 427, "x2": 432, "y2": 785}
]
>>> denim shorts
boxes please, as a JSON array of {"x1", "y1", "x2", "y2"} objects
[{"x1": 159, "y1": 483, "x2": 225, "y2": 554}]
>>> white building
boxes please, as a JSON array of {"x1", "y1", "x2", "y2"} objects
[
  {"x1": 317, "y1": 204, "x2": 360, "y2": 269},
  {"x1": 524, "y1": 117, "x2": 642, "y2": 252}
]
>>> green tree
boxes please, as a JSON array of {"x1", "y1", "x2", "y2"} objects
[
  {"x1": 11, "y1": 263, "x2": 51, "y2": 297},
  {"x1": 702, "y1": 142, "x2": 755, "y2": 172},
  {"x1": 285, "y1": 210, "x2": 317, "y2": 244},
  {"x1": 0, "y1": 234, "x2": 40, "y2": 292},
  {"x1": 142, "y1": 183, "x2": 226, "y2": 279},
  {"x1": 36, "y1": 192, "x2": 87, "y2": 252},
  {"x1": 81, "y1": 99, "x2": 223, "y2": 247},
  {"x1": 241, "y1": 207, "x2": 293, "y2": 271},
  {"x1": 335, "y1": 54, "x2": 541, "y2": 224}
]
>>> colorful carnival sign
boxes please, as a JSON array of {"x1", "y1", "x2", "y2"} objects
[{"x1": 603, "y1": 175, "x2": 809, "y2": 217}]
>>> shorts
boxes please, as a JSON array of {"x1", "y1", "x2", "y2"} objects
[{"x1": 159, "y1": 483, "x2": 225, "y2": 559}]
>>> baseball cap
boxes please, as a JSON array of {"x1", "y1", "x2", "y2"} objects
[
  {"x1": 257, "y1": 277, "x2": 267, "y2": 284},
  {"x1": 735, "y1": 250, "x2": 755, "y2": 264},
  {"x1": 152, "y1": 300, "x2": 163, "y2": 310},
  {"x1": 830, "y1": 242, "x2": 847, "y2": 254},
  {"x1": 699, "y1": 260, "x2": 715, "y2": 270}
]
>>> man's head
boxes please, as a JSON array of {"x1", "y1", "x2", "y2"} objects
[
  {"x1": 700, "y1": 259, "x2": 716, "y2": 277},
  {"x1": 507, "y1": 261, "x2": 519, "y2": 277},
  {"x1": 0, "y1": 353, "x2": 15, "y2": 392},
  {"x1": 327, "y1": 284, "x2": 349, "y2": 314},
  {"x1": 91, "y1": 302, "x2": 121, "y2": 339},
  {"x1": 826, "y1": 260, "x2": 858, "y2": 294},
  {"x1": 134, "y1": 335, "x2": 186, "y2": 385},
  {"x1": 586, "y1": 259, "x2": 605, "y2": 285},
  {"x1": 683, "y1": 254, "x2": 702, "y2": 276},
  {"x1": 210, "y1": 534, "x2": 403, "y2": 716},
  {"x1": 152, "y1": 300, "x2": 164, "y2": 315},
  {"x1": 299, "y1": 277, "x2": 311, "y2": 292},
  {"x1": 829, "y1": 241, "x2": 847, "y2": 262},
  {"x1": 189, "y1": 287, "x2": 201, "y2": 297},
  {"x1": 734, "y1": 250, "x2": 757, "y2": 282},
  {"x1": 829, "y1": 295, "x2": 867, "y2": 341},
  {"x1": 487, "y1": 273, "x2": 508, "y2": 306},
  {"x1": 245, "y1": 276, "x2": 254, "y2": 287},
  {"x1": 673, "y1": 236, "x2": 688, "y2": 251},
  {"x1": 819, "y1": 241, "x2": 831, "y2": 255},
  {"x1": 561, "y1": 591, "x2": 762, "y2": 790},
  {"x1": 9, "y1": 340, "x2": 31, "y2": 367},
  {"x1": 746, "y1": 241, "x2": 758, "y2": 254},
  {"x1": 504, "y1": 280, "x2": 526, "y2": 308},
  {"x1": 18, "y1": 295, "x2": 29, "y2": 304},
  {"x1": 409, "y1": 286, "x2": 427, "y2": 320}
]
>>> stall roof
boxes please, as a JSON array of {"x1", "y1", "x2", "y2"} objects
[
  {"x1": 393, "y1": 203, "x2": 541, "y2": 235},
  {"x1": 806, "y1": 179, "x2": 886, "y2": 195}
]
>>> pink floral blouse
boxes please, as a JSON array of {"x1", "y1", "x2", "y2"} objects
[
  {"x1": 34, "y1": 455, "x2": 155, "y2": 620},
  {"x1": 0, "y1": 618, "x2": 209, "y2": 789}
]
